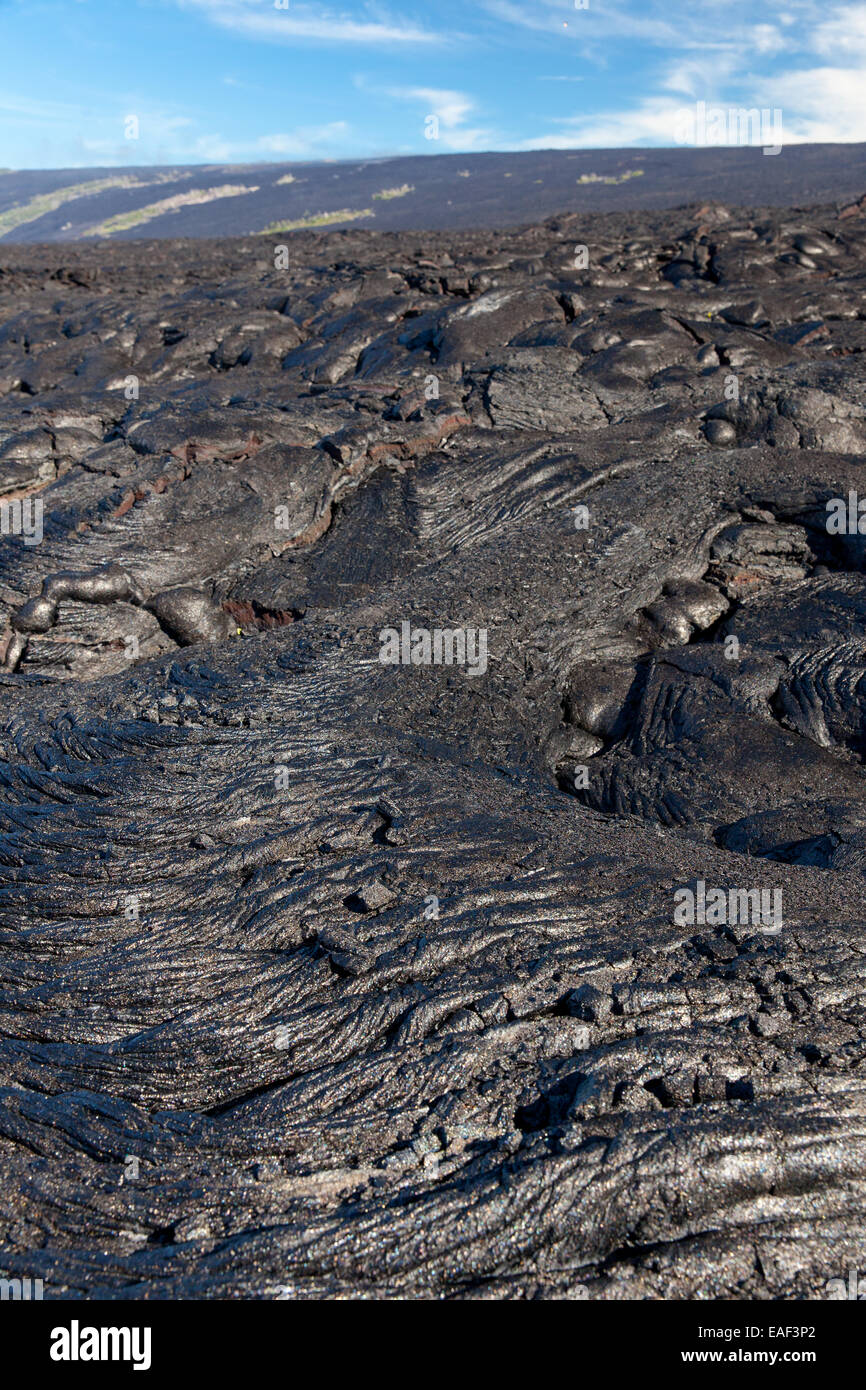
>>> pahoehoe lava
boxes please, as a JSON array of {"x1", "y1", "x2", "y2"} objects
[{"x1": 2, "y1": 197, "x2": 866, "y2": 1299}]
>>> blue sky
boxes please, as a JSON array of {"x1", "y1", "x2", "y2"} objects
[{"x1": 1, "y1": 0, "x2": 865, "y2": 168}]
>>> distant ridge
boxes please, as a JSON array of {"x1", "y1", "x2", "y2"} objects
[{"x1": 2, "y1": 144, "x2": 866, "y2": 243}]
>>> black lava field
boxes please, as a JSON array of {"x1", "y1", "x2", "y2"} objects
[{"x1": 2, "y1": 188, "x2": 866, "y2": 1299}]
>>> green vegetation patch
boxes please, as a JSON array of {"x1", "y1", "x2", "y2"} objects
[
  {"x1": 373, "y1": 184, "x2": 414, "y2": 201},
  {"x1": 259, "y1": 207, "x2": 375, "y2": 233},
  {"x1": 577, "y1": 169, "x2": 644, "y2": 186},
  {"x1": 84, "y1": 185, "x2": 259, "y2": 237},
  {"x1": 0, "y1": 173, "x2": 187, "y2": 239}
]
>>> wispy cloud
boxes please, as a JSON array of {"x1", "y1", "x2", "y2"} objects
[
  {"x1": 812, "y1": 2, "x2": 866, "y2": 55},
  {"x1": 517, "y1": 1, "x2": 866, "y2": 148},
  {"x1": 518, "y1": 97, "x2": 689, "y2": 150},
  {"x1": 0, "y1": 84, "x2": 352, "y2": 168},
  {"x1": 176, "y1": 0, "x2": 438, "y2": 44},
  {"x1": 761, "y1": 65, "x2": 866, "y2": 141},
  {"x1": 162, "y1": 122, "x2": 353, "y2": 163},
  {"x1": 383, "y1": 87, "x2": 493, "y2": 150},
  {"x1": 482, "y1": 0, "x2": 692, "y2": 46}
]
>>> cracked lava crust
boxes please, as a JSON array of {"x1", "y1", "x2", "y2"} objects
[{"x1": 1, "y1": 196, "x2": 866, "y2": 1299}]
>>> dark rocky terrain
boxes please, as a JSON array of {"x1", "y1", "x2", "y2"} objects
[
  {"x1": 1, "y1": 194, "x2": 866, "y2": 1299},
  {"x1": 4, "y1": 144, "x2": 866, "y2": 243}
]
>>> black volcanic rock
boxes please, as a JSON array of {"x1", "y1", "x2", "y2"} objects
[{"x1": 1, "y1": 196, "x2": 866, "y2": 1300}]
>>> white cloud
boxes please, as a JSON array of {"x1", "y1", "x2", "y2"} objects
[
  {"x1": 661, "y1": 54, "x2": 742, "y2": 99},
  {"x1": 482, "y1": 0, "x2": 685, "y2": 44},
  {"x1": 516, "y1": 1, "x2": 866, "y2": 147},
  {"x1": 755, "y1": 3, "x2": 866, "y2": 141},
  {"x1": 383, "y1": 87, "x2": 493, "y2": 150},
  {"x1": 517, "y1": 97, "x2": 690, "y2": 150},
  {"x1": 761, "y1": 65, "x2": 866, "y2": 141},
  {"x1": 176, "y1": 0, "x2": 437, "y2": 44},
  {"x1": 0, "y1": 83, "x2": 353, "y2": 168},
  {"x1": 173, "y1": 122, "x2": 352, "y2": 163},
  {"x1": 812, "y1": 2, "x2": 866, "y2": 56},
  {"x1": 256, "y1": 122, "x2": 349, "y2": 154},
  {"x1": 750, "y1": 23, "x2": 788, "y2": 54}
]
